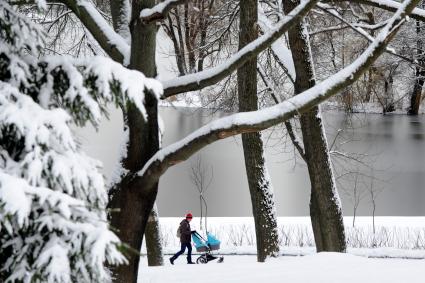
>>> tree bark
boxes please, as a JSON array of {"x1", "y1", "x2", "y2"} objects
[
  {"x1": 110, "y1": 0, "x2": 131, "y2": 41},
  {"x1": 108, "y1": 0, "x2": 161, "y2": 282},
  {"x1": 283, "y1": 0, "x2": 346, "y2": 252},
  {"x1": 409, "y1": 73, "x2": 424, "y2": 115},
  {"x1": 145, "y1": 204, "x2": 164, "y2": 266},
  {"x1": 238, "y1": 0, "x2": 279, "y2": 262},
  {"x1": 409, "y1": 3, "x2": 425, "y2": 115}
]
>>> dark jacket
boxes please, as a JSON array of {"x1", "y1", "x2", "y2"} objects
[{"x1": 179, "y1": 219, "x2": 191, "y2": 244}]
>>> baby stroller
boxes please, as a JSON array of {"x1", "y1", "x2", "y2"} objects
[{"x1": 191, "y1": 231, "x2": 224, "y2": 264}]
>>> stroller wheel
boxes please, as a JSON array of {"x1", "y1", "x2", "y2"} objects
[{"x1": 196, "y1": 255, "x2": 208, "y2": 264}]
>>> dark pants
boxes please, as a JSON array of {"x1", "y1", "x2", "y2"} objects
[{"x1": 171, "y1": 242, "x2": 192, "y2": 263}]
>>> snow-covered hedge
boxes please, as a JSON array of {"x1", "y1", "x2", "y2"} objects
[{"x1": 154, "y1": 217, "x2": 425, "y2": 252}]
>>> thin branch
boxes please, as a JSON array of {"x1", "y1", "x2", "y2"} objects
[
  {"x1": 137, "y1": 0, "x2": 418, "y2": 191},
  {"x1": 318, "y1": 3, "x2": 418, "y2": 66},
  {"x1": 257, "y1": 66, "x2": 306, "y2": 160}
]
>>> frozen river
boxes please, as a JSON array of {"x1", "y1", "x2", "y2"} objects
[{"x1": 77, "y1": 107, "x2": 425, "y2": 217}]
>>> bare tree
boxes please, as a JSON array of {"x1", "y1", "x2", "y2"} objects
[
  {"x1": 189, "y1": 155, "x2": 213, "y2": 231},
  {"x1": 161, "y1": 0, "x2": 239, "y2": 75},
  {"x1": 367, "y1": 171, "x2": 385, "y2": 237},
  {"x1": 350, "y1": 173, "x2": 366, "y2": 227}
]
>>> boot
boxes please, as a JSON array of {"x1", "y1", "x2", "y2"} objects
[
  {"x1": 169, "y1": 257, "x2": 175, "y2": 265},
  {"x1": 187, "y1": 255, "x2": 194, "y2": 264}
]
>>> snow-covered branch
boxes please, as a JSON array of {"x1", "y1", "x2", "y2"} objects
[
  {"x1": 140, "y1": 0, "x2": 188, "y2": 23},
  {"x1": 138, "y1": 0, "x2": 418, "y2": 189},
  {"x1": 61, "y1": 0, "x2": 130, "y2": 64},
  {"x1": 344, "y1": 0, "x2": 425, "y2": 22},
  {"x1": 160, "y1": 0, "x2": 318, "y2": 98},
  {"x1": 258, "y1": 8, "x2": 296, "y2": 82}
]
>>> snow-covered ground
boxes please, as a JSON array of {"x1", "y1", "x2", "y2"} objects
[
  {"x1": 138, "y1": 253, "x2": 425, "y2": 283},
  {"x1": 138, "y1": 217, "x2": 425, "y2": 282}
]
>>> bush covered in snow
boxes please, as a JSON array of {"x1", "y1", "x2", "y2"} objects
[{"x1": 156, "y1": 217, "x2": 425, "y2": 252}]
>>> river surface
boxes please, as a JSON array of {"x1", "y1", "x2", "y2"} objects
[{"x1": 77, "y1": 106, "x2": 425, "y2": 217}]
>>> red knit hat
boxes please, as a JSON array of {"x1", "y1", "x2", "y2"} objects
[{"x1": 185, "y1": 213, "x2": 193, "y2": 219}]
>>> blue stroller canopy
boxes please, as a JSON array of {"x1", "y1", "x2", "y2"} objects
[{"x1": 192, "y1": 231, "x2": 221, "y2": 252}]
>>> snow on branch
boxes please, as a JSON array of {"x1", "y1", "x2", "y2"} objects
[
  {"x1": 160, "y1": 0, "x2": 319, "y2": 98},
  {"x1": 0, "y1": 83, "x2": 126, "y2": 282},
  {"x1": 139, "y1": 0, "x2": 419, "y2": 189},
  {"x1": 140, "y1": 0, "x2": 188, "y2": 23},
  {"x1": 258, "y1": 7, "x2": 296, "y2": 82},
  {"x1": 1, "y1": 48, "x2": 162, "y2": 126},
  {"x1": 0, "y1": 1, "x2": 45, "y2": 53},
  {"x1": 61, "y1": 0, "x2": 130, "y2": 64},
  {"x1": 41, "y1": 56, "x2": 163, "y2": 124},
  {"x1": 343, "y1": 0, "x2": 425, "y2": 22}
]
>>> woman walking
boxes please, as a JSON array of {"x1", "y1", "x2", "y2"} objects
[{"x1": 169, "y1": 213, "x2": 195, "y2": 264}]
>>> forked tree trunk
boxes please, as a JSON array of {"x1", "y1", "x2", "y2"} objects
[
  {"x1": 283, "y1": 0, "x2": 346, "y2": 252},
  {"x1": 108, "y1": 0, "x2": 161, "y2": 282},
  {"x1": 238, "y1": 0, "x2": 279, "y2": 262}
]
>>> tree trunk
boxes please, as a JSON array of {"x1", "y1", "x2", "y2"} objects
[
  {"x1": 383, "y1": 76, "x2": 395, "y2": 113},
  {"x1": 409, "y1": 75, "x2": 424, "y2": 115},
  {"x1": 364, "y1": 68, "x2": 374, "y2": 103},
  {"x1": 409, "y1": 3, "x2": 425, "y2": 115},
  {"x1": 238, "y1": 0, "x2": 279, "y2": 262},
  {"x1": 108, "y1": 0, "x2": 161, "y2": 282},
  {"x1": 145, "y1": 204, "x2": 164, "y2": 266},
  {"x1": 283, "y1": 0, "x2": 346, "y2": 252}
]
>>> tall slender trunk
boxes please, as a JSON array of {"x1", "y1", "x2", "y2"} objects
[
  {"x1": 283, "y1": 0, "x2": 346, "y2": 252},
  {"x1": 409, "y1": 2, "x2": 425, "y2": 115},
  {"x1": 145, "y1": 204, "x2": 164, "y2": 266},
  {"x1": 364, "y1": 68, "x2": 373, "y2": 103},
  {"x1": 108, "y1": 0, "x2": 161, "y2": 282},
  {"x1": 238, "y1": 0, "x2": 279, "y2": 262}
]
